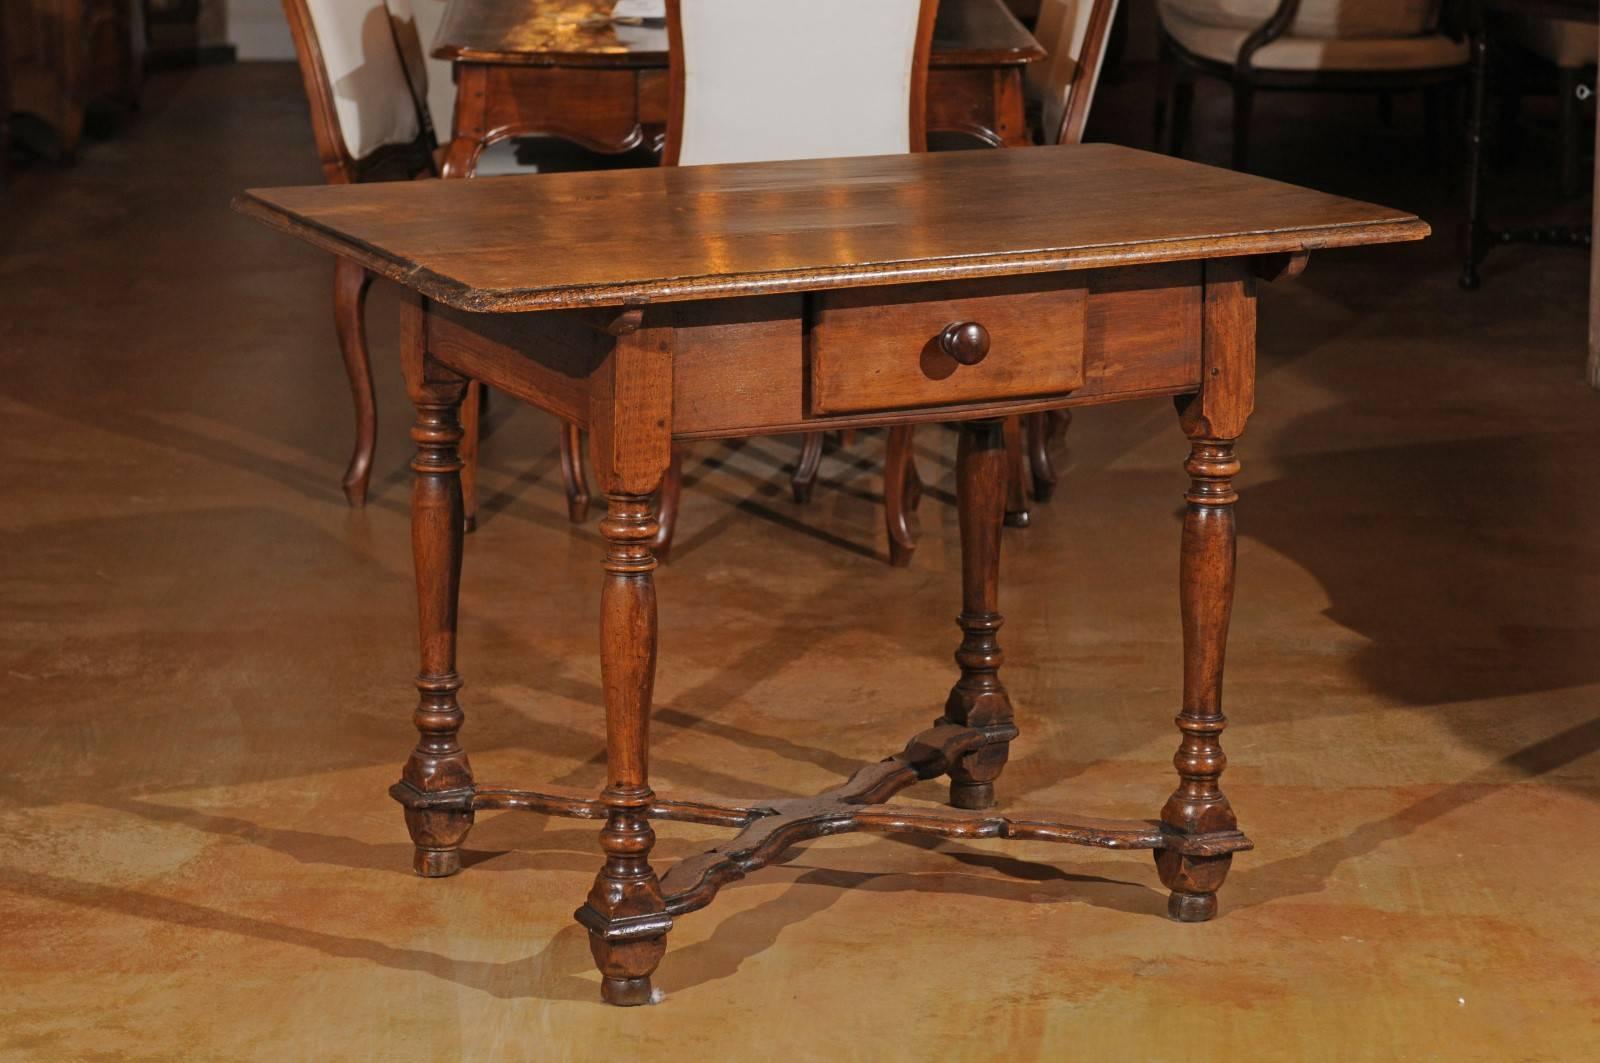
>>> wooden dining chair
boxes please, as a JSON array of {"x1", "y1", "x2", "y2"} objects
[
  {"x1": 1, "y1": 0, "x2": 142, "y2": 162},
  {"x1": 592, "y1": 0, "x2": 938, "y2": 562},
  {"x1": 282, "y1": 0, "x2": 441, "y2": 510},
  {"x1": 883, "y1": 0, "x2": 1123, "y2": 562}
]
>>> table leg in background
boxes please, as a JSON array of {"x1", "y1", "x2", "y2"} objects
[{"x1": 940, "y1": 419, "x2": 1017, "y2": 811}]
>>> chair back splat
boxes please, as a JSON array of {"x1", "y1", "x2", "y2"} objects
[
  {"x1": 1030, "y1": 0, "x2": 1122, "y2": 145},
  {"x1": 663, "y1": 0, "x2": 939, "y2": 166}
]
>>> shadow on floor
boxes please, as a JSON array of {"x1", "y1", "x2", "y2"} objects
[{"x1": 1241, "y1": 427, "x2": 1600, "y2": 768}]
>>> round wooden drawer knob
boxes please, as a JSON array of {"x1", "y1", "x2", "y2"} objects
[{"x1": 939, "y1": 321, "x2": 991, "y2": 366}]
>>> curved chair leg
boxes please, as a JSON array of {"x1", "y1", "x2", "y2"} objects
[
  {"x1": 1026, "y1": 409, "x2": 1071, "y2": 503},
  {"x1": 1163, "y1": 45, "x2": 1196, "y2": 158},
  {"x1": 1461, "y1": 28, "x2": 1490, "y2": 291},
  {"x1": 1559, "y1": 67, "x2": 1584, "y2": 198},
  {"x1": 1154, "y1": 38, "x2": 1173, "y2": 145},
  {"x1": 792, "y1": 433, "x2": 823, "y2": 503},
  {"x1": 332, "y1": 258, "x2": 377, "y2": 507},
  {"x1": 905, "y1": 442, "x2": 924, "y2": 510},
  {"x1": 651, "y1": 446, "x2": 683, "y2": 563},
  {"x1": 460, "y1": 382, "x2": 482, "y2": 532},
  {"x1": 560, "y1": 421, "x2": 591, "y2": 523},
  {"x1": 884, "y1": 425, "x2": 921, "y2": 567},
  {"x1": 1231, "y1": 83, "x2": 1254, "y2": 172},
  {"x1": 1171, "y1": 69, "x2": 1196, "y2": 158},
  {"x1": 1002, "y1": 417, "x2": 1030, "y2": 528},
  {"x1": 1423, "y1": 85, "x2": 1445, "y2": 173}
]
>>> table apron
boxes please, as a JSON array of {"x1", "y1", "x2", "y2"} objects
[{"x1": 421, "y1": 262, "x2": 1205, "y2": 439}]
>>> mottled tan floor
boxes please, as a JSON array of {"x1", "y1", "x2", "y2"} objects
[{"x1": 3, "y1": 59, "x2": 1599, "y2": 1062}]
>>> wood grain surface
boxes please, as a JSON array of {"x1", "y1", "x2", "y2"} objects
[{"x1": 235, "y1": 143, "x2": 1429, "y2": 312}]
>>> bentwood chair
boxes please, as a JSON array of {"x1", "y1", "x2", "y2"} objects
[
  {"x1": 591, "y1": 0, "x2": 937, "y2": 562},
  {"x1": 1155, "y1": 0, "x2": 1469, "y2": 171},
  {"x1": 884, "y1": 0, "x2": 1123, "y2": 561},
  {"x1": 282, "y1": 0, "x2": 445, "y2": 510}
]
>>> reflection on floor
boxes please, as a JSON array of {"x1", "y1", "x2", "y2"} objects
[{"x1": 2, "y1": 60, "x2": 1597, "y2": 1059}]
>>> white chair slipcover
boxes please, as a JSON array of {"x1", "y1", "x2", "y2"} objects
[
  {"x1": 672, "y1": 0, "x2": 928, "y2": 166},
  {"x1": 300, "y1": 0, "x2": 430, "y2": 161}
]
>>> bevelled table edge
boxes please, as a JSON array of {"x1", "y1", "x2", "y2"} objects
[
  {"x1": 233, "y1": 192, "x2": 475, "y2": 309},
  {"x1": 230, "y1": 191, "x2": 1430, "y2": 315}
]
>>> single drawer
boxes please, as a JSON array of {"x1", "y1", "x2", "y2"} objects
[{"x1": 807, "y1": 274, "x2": 1088, "y2": 416}]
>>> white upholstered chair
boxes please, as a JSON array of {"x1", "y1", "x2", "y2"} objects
[
  {"x1": 1156, "y1": 0, "x2": 1469, "y2": 169},
  {"x1": 1500, "y1": 13, "x2": 1597, "y2": 196},
  {"x1": 663, "y1": 0, "x2": 937, "y2": 166},
  {"x1": 282, "y1": 0, "x2": 438, "y2": 508}
]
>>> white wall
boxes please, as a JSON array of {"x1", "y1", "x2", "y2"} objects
[{"x1": 222, "y1": 0, "x2": 453, "y2": 133}]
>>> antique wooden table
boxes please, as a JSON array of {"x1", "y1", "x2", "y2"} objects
[
  {"x1": 236, "y1": 145, "x2": 1426, "y2": 1006},
  {"x1": 431, "y1": 0, "x2": 1046, "y2": 177}
]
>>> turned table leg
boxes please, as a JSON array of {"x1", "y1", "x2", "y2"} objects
[
  {"x1": 576, "y1": 308, "x2": 673, "y2": 1005},
  {"x1": 397, "y1": 316, "x2": 475, "y2": 877},
  {"x1": 577, "y1": 493, "x2": 671, "y2": 1005},
  {"x1": 940, "y1": 419, "x2": 1015, "y2": 810},
  {"x1": 1157, "y1": 439, "x2": 1241, "y2": 922},
  {"x1": 1154, "y1": 258, "x2": 1257, "y2": 921}
]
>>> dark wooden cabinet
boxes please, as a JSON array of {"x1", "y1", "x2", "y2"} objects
[{"x1": 2, "y1": 0, "x2": 141, "y2": 159}]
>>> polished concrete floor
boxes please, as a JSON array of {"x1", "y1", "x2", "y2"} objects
[{"x1": 4, "y1": 61, "x2": 1600, "y2": 1061}]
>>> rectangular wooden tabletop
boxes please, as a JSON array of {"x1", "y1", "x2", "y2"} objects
[
  {"x1": 433, "y1": 0, "x2": 1044, "y2": 68},
  {"x1": 235, "y1": 144, "x2": 1429, "y2": 313}
]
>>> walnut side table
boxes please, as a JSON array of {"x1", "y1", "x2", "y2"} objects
[{"x1": 236, "y1": 145, "x2": 1427, "y2": 1006}]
